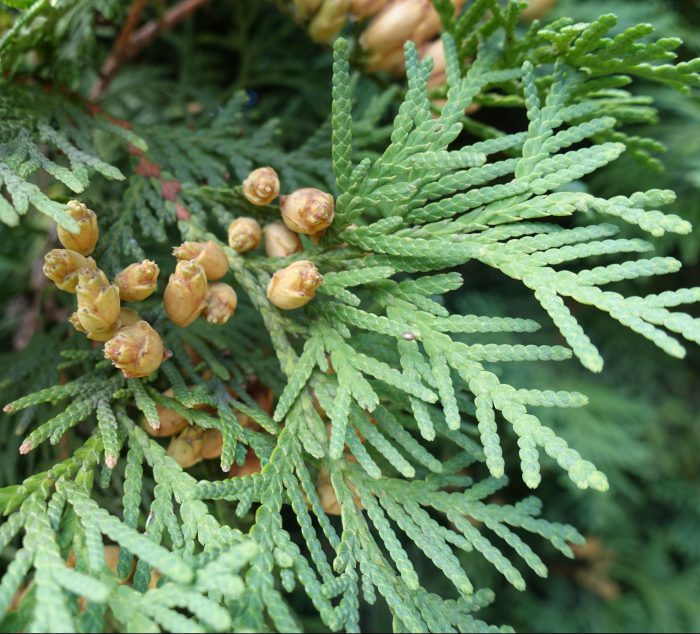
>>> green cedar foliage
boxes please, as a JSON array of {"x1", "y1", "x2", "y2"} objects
[{"x1": 0, "y1": 1, "x2": 699, "y2": 632}]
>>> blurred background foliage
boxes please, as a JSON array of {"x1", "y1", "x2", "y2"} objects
[{"x1": 0, "y1": 0, "x2": 698, "y2": 632}]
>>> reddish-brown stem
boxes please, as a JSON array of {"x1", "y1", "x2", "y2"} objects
[{"x1": 90, "y1": 0, "x2": 210, "y2": 99}]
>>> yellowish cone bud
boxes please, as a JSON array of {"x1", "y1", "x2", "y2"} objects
[
  {"x1": 317, "y1": 464, "x2": 364, "y2": 515},
  {"x1": 350, "y1": 0, "x2": 390, "y2": 18},
  {"x1": 365, "y1": 45, "x2": 406, "y2": 74},
  {"x1": 228, "y1": 449, "x2": 262, "y2": 478},
  {"x1": 419, "y1": 39, "x2": 446, "y2": 88},
  {"x1": 173, "y1": 241, "x2": 229, "y2": 280},
  {"x1": 69, "y1": 307, "x2": 139, "y2": 342},
  {"x1": 293, "y1": 0, "x2": 324, "y2": 18},
  {"x1": 43, "y1": 249, "x2": 96, "y2": 293},
  {"x1": 201, "y1": 428, "x2": 223, "y2": 460},
  {"x1": 263, "y1": 221, "x2": 302, "y2": 257},
  {"x1": 411, "y1": 0, "x2": 463, "y2": 45},
  {"x1": 118, "y1": 307, "x2": 141, "y2": 329},
  {"x1": 76, "y1": 268, "x2": 120, "y2": 335},
  {"x1": 141, "y1": 388, "x2": 189, "y2": 437},
  {"x1": 167, "y1": 426, "x2": 204, "y2": 469},
  {"x1": 104, "y1": 320, "x2": 167, "y2": 378},
  {"x1": 266, "y1": 260, "x2": 322, "y2": 310},
  {"x1": 280, "y1": 188, "x2": 335, "y2": 235},
  {"x1": 57, "y1": 200, "x2": 99, "y2": 256},
  {"x1": 203, "y1": 282, "x2": 238, "y2": 325},
  {"x1": 243, "y1": 167, "x2": 280, "y2": 206},
  {"x1": 69, "y1": 312, "x2": 88, "y2": 335},
  {"x1": 114, "y1": 260, "x2": 159, "y2": 302},
  {"x1": 360, "y1": 0, "x2": 432, "y2": 53},
  {"x1": 521, "y1": 0, "x2": 557, "y2": 21},
  {"x1": 308, "y1": 0, "x2": 350, "y2": 42},
  {"x1": 228, "y1": 217, "x2": 262, "y2": 253},
  {"x1": 164, "y1": 260, "x2": 208, "y2": 327}
]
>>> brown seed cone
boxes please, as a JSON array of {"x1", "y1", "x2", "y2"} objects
[
  {"x1": 293, "y1": 0, "x2": 324, "y2": 17},
  {"x1": 227, "y1": 217, "x2": 262, "y2": 253},
  {"x1": 164, "y1": 260, "x2": 208, "y2": 327},
  {"x1": 104, "y1": 321, "x2": 167, "y2": 378},
  {"x1": 43, "y1": 249, "x2": 96, "y2": 293},
  {"x1": 360, "y1": 0, "x2": 433, "y2": 53},
  {"x1": 350, "y1": 0, "x2": 390, "y2": 18},
  {"x1": 267, "y1": 260, "x2": 323, "y2": 310},
  {"x1": 316, "y1": 463, "x2": 364, "y2": 515},
  {"x1": 172, "y1": 241, "x2": 229, "y2": 280},
  {"x1": 76, "y1": 268, "x2": 121, "y2": 334},
  {"x1": 201, "y1": 428, "x2": 223, "y2": 460},
  {"x1": 419, "y1": 39, "x2": 446, "y2": 88},
  {"x1": 203, "y1": 283, "x2": 238, "y2": 325},
  {"x1": 57, "y1": 200, "x2": 99, "y2": 256},
  {"x1": 228, "y1": 449, "x2": 262, "y2": 478},
  {"x1": 280, "y1": 188, "x2": 335, "y2": 235},
  {"x1": 365, "y1": 45, "x2": 407, "y2": 74},
  {"x1": 242, "y1": 167, "x2": 280, "y2": 206},
  {"x1": 521, "y1": 0, "x2": 557, "y2": 21},
  {"x1": 114, "y1": 260, "x2": 159, "y2": 302},
  {"x1": 141, "y1": 388, "x2": 189, "y2": 438},
  {"x1": 166, "y1": 425, "x2": 204, "y2": 468},
  {"x1": 263, "y1": 222, "x2": 302, "y2": 258},
  {"x1": 308, "y1": 0, "x2": 350, "y2": 42}
]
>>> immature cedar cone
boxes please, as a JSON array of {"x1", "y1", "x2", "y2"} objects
[
  {"x1": 104, "y1": 321, "x2": 167, "y2": 378},
  {"x1": 43, "y1": 249, "x2": 96, "y2": 293},
  {"x1": 350, "y1": 0, "x2": 390, "y2": 18},
  {"x1": 420, "y1": 39, "x2": 446, "y2": 88},
  {"x1": 203, "y1": 283, "x2": 238, "y2": 325},
  {"x1": 366, "y1": 45, "x2": 406, "y2": 74},
  {"x1": 57, "y1": 200, "x2": 99, "y2": 256},
  {"x1": 267, "y1": 260, "x2": 322, "y2": 310},
  {"x1": 167, "y1": 426, "x2": 204, "y2": 468},
  {"x1": 280, "y1": 188, "x2": 335, "y2": 235},
  {"x1": 114, "y1": 260, "x2": 159, "y2": 301},
  {"x1": 242, "y1": 167, "x2": 280, "y2": 206},
  {"x1": 360, "y1": 0, "x2": 432, "y2": 53},
  {"x1": 309, "y1": 0, "x2": 350, "y2": 42},
  {"x1": 141, "y1": 388, "x2": 188, "y2": 438},
  {"x1": 317, "y1": 463, "x2": 364, "y2": 515},
  {"x1": 173, "y1": 241, "x2": 228, "y2": 280},
  {"x1": 164, "y1": 260, "x2": 208, "y2": 327},
  {"x1": 521, "y1": 0, "x2": 557, "y2": 20},
  {"x1": 228, "y1": 449, "x2": 262, "y2": 478},
  {"x1": 228, "y1": 217, "x2": 262, "y2": 253},
  {"x1": 263, "y1": 222, "x2": 302, "y2": 257},
  {"x1": 293, "y1": 0, "x2": 324, "y2": 17},
  {"x1": 201, "y1": 428, "x2": 223, "y2": 460},
  {"x1": 69, "y1": 307, "x2": 141, "y2": 342},
  {"x1": 76, "y1": 268, "x2": 120, "y2": 334}
]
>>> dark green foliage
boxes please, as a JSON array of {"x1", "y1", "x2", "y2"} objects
[{"x1": 0, "y1": 0, "x2": 699, "y2": 632}]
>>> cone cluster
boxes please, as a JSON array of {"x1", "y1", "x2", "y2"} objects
[
  {"x1": 230, "y1": 166, "x2": 327, "y2": 310},
  {"x1": 43, "y1": 200, "x2": 168, "y2": 378},
  {"x1": 292, "y1": 0, "x2": 556, "y2": 86}
]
